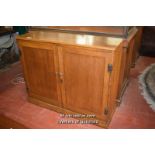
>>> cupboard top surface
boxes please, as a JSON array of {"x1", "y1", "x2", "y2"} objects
[{"x1": 16, "y1": 30, "x2": 123, "y2": 50}]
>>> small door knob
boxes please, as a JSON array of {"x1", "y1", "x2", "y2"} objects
[{"x1": 59, "y1": 72, "x2": 64, "y2": 82}]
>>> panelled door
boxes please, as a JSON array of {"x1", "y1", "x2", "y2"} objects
[
  {"x1": 20, "y1": 42, "x2": 61, "y2": 107},
  {"x1": 57, "y1": 46, "x2": 113, "y2": 119}
]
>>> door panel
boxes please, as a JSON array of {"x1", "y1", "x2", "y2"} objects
[
  {"x1": 58, "y1": 46, "x2": 112, "y2": 119},
  {"x1": 21, "y1": 44, "x2": 61, "y2": 107}
]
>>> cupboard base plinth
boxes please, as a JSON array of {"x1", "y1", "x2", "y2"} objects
[{"x1": 28, "y1": 96, "x2": 110, "y2": 128}]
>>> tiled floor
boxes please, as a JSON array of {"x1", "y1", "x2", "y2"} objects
[{"x1": 0, "y1": 56, "x2": 155, "y2": 129}]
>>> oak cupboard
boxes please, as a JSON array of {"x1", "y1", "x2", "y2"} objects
[{"x1": 17, "y1": 29, "x2": 137, "y2": 128}]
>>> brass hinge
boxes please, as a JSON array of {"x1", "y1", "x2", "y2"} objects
[
  {"x1": 104, "y1": 108, "x2": 109, "y2": 115},
  {"x1": 108, "y1": 64, "x2": 113, "y2": 73}
]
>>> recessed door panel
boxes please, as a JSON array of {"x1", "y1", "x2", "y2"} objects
[
  {"x1": 58, "y1": 46, "x2": 112, "y2": 119},
  {"x1": 21, "y1": 44, "x2": 61, "y2": 107}
]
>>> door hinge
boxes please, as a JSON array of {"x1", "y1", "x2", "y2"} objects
[
  {"x1": 104, "y1": 108, "x2": 109, "y2": 115},
  {"x1": 108, "y1": 64, "x2": 113, "y2": 73}
]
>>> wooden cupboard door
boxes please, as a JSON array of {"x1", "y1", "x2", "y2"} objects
[
  {"x1": 58, "y1": 46, "x2": 113, "y2": 119},
  {"x1": 20, "y1": 42, "x2": 61, "y2": 107}
]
